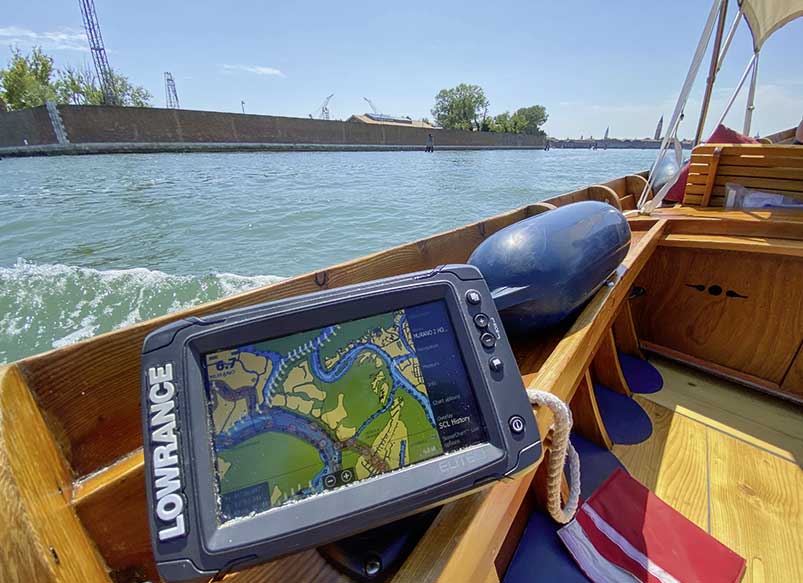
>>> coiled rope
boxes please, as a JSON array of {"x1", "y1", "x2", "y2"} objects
[{"x1": 527, "y1": 388, "x2": 581, "y2": 524}]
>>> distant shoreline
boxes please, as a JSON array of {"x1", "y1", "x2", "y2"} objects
[
  {"x1": 0, "y1": 142, "x2": 555, "y2": 157},
  {"x1": 548, "y1": 138, "x2": 693, "y2": 150}
]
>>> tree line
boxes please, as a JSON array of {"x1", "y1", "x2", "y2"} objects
[
  {"x1": 0, "y1": 47, "x2": 152, "y2": 111},
  {"x1": 431, "y1": 83, "x2": 547, "y2": 135}
]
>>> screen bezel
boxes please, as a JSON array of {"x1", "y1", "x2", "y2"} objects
[{"x1": 181, "y1": 280, "x2": 508, "y2": 555}]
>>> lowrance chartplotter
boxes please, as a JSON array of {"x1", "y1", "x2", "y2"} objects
[{"x1": 141, "y1": 264, "x2": 541, "y2": 581}]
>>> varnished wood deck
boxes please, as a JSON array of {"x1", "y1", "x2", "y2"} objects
[{"x1": 613, "y1": 357, "x2": 803, "y2": 583}]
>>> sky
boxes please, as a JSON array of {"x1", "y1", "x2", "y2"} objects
[{"x1": 2, "y1": 0, "x2": 802, "y2": 139}]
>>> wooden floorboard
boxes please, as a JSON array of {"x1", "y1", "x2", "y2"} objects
[
  {"x1": 612, "y1": 360, "x2": 803, "y2": 583},
  {"x1": 642, "y1": 356, "x2": 803, "y2": 465},
  {"x1": 612, "y1": 398, "x2": 709, "y2": 530},
  {"x1": 708, "y1": 430, "x2": 803, "y2": 583}
]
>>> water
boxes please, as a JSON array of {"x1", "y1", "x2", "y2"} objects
[{"x1": 1, "y1": 149, "x2": 658, "y2": 363}]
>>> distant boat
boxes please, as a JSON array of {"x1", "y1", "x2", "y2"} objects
[{"x1": 654, "y1": 115, "x2": 664, "y2": 140}]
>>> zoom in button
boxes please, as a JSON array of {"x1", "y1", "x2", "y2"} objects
[{"x1": 473, "y1": 313, "x2": 489, "y2": 328}]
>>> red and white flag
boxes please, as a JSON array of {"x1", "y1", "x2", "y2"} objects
[{"x1": 559, "y1": 469, "x2": 745, "y2": 583}]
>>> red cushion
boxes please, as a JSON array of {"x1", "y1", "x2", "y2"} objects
[{"x1": 664, "y1": 124, "x2": 759, "y2": 203}]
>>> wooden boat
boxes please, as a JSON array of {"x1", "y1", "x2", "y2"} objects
[
  {"x1": 2, "y1": 2, "x2": 802, "y2": 582},
  {"x1": 3, "y1": 138, "x2": 802, "y2": 582}
]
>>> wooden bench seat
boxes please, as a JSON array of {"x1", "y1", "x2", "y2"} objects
[{"x1": 682, "y1": 143, "x2": 803, "y2": 207}]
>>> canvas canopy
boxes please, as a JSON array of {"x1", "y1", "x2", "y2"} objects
[{"x1": 739, "y1": 0, "x2": 803, "y2": 48}]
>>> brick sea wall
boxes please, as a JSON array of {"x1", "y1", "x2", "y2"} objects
[
  {"x1": 0, "y1": 105, "x2": 546, "y2": 151},
  {"x1": 0, "y1": 106, "x2": 58, "y2": 147}
]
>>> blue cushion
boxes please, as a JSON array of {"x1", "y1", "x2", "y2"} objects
[
  {"x1": 618, "y1": 352, "x2": 663, "y2": 394},
  {"x1": 594, "y1": 383, "x2": 652, "y2": 445}
]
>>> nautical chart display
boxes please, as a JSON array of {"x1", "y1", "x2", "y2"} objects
[{"x1": 203, "y1": 300, "x2": 486, "y2": 522}]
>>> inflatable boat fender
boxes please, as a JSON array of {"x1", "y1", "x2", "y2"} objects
[{"x1": 468, "y1": 201, "x2": 631, "y2": 333}]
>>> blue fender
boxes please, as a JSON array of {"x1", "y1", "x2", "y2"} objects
[{"x1": 468, "y1": 201, "x2": 631, "y2": 333}]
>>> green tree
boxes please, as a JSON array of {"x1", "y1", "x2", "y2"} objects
[
  {"x1": 431, "y1": 83, "x2": 489, "y2": 131},
  {"x1": 489, "y1": 105, "x2": 548, "y2": 135},
  {"x1": 55, "y1": 66, "x2": 151, "y2": 107},
  {"x1": 511, "y1": 105, "x2": 548, "y2": 135},
  {"x1": 0, "y1": 47, "x2": 57, "y2": 110},
  {"x1": 490, "y1": 111, "x2": 521, "y2": 133},
  {"x1": 1, "y1": 46, "x2": 152, "y2": 109},
  {"x1": 106, "y1": 71, "x2": 153, "y2": 107},
  {"x1": 55, "y1": 65, "x2": 101, "y2": 105}
]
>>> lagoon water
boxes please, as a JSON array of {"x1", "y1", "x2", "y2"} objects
[{"x1": 0, "y1": 148, "x2": 658, "y2": 362}]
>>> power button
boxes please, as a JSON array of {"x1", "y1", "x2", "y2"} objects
[{"x1": 509, "y1": 415, "x2": 526, "y2": 434}]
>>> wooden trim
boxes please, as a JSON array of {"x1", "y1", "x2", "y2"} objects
[
  {"x1": 619, "y1": 194, "x2": 635, "y2": 210},
  {"x1": 626, "y1": 174, "x2": 651, "y2": 201},
  {"x1": 761, "y1": 127, "x2": 798, "y2": 144},
  {"x1": 692, "y1": 143, "x2": 803, "y2": 154},
  {"x1": 780, "y1": 340, "x2": 803, "y2": 398},
  {"x1": 492, "y1": 488, "x2": 536, "y2": 582},
  {"x1": 700, "y1": 146, "x2": 722, "y2": 206},
  {"x1": 393, "y1": 469, "x2": 536, "y2": 583},
  {"x1": 612, "y1": 301, "x2": 643, "y2": 358},
  {"x1": 0, "y1": 365, "x2": 111, "y2": 583},
  {"x1": 588, "y1": 184, "x2": 623, "y2": 211},
  {"x1": 591, "y1": 329, "x2": 632, "y2": 396},
  {"x1": 659, "y1": 234, "x2": 803, "y2": 257},
  {"x1": 652, "y1": 206, "x2": 803, "y2": 222},
  {"x1": 663, "y1": 217, "x2": 803, "y2": 241},
  {"x1": 689, "y1": 154, "x2": 803, "y2": 169},
  {"x1": 640, "y1": 341, "x2": 803, "y2": 405},
  {"x1": 569, "y1": 370, "x2": 613, "y2": 449}
]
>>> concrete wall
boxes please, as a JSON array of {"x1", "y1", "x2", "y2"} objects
[
  {"x1": 0, "y1": 106, "x2": 57, "y2": 147},
  {"x1": 52, "y1": 105, "x2": 545, "y2": 148}
]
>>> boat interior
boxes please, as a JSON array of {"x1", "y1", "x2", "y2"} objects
[{"x1": 1, "y1": 132, "x2": 801, "y2": 582}]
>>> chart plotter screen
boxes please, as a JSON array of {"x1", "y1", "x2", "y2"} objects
[{"x1": 203, "y1": 300, "x2": 486, "y2": 522}]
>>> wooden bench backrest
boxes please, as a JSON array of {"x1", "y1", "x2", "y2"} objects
[{"x1": 682, "y1": 143, "x2": 803, "y2": 207}]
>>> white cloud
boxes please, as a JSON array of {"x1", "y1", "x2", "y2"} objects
[
  {"x1": 221, "y1": 64, "x2": 285, "y2": 77},
  {"x1": 0, "y1": 26, "x2": 87, "y2": 51}
]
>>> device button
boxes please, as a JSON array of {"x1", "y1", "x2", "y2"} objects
[
  {"x1": 489, "y1": 356, "x2": 503, "y2": 372},
  {"x1": 480, "y1": 332, "x2": 496, "y2": 349},
  {"x1": 509, "y1": 415, "x2": 526, "y2": 434},
  {"x1": 473, "y1": 313, "x2": 489, "y2": 329},
  {"x1": 465, "y1": 289, "x2": 482, "y2": 305}
]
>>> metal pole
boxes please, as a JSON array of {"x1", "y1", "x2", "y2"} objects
[
  {"x1": 637, "y1": 0, "x2": 723, "y2": 210},
  {"x1": 714, "y1": 53, "x2": 757, "y2": 129},
  {"x1": 716, "y1": 9, "x2": 742, "y2": 73},
  {"x1": 743, "y1": 51, "x2": 759, "y2": 135},
  {"x1": 694, "y1": 0, "x2": 729, "y2": 145}
]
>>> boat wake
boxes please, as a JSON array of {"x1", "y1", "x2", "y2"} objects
[{"x1": 0, "y1": 259, "x2": 284, "y2": 364}]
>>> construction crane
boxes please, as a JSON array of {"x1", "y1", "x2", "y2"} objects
[
  {"x1": 78, "y1": 0, "x2": 117, "y2": 105},
  {"x1": 363, "y1": 97, "x2": 381, "y2": 115},
  {"x1": 164, "y1": 72, "x2": 180, "y2": 109},
  {"x1": 310, "y1": 93, "x2": 334, "y2": 120}
]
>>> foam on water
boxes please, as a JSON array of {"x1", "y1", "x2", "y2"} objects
[
  {"x1": 1, "y1": 149, "x2": 660, "y2": 363},
  {"x1": 0, "y1": 259, "x2": 283, "y2": 364}
]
